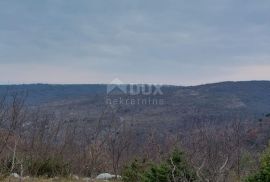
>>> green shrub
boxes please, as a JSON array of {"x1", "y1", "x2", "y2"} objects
[
  {"x1": 122, "y1": 149, "x2": 197, "y2": 182},
  {"x1": 122, "y1": 159, "x2": 148, "y2": 182},
  {"x1": 166, "y1": 149, "x2": 197, "y2": 182},
  {"x1": 246, "y1": 143, "x2": 270, "y2": 182},
  {"x1": 143, "y1": 163, "x2": 171, "y2": 182},
  {"x1": 0, "y1": 155, "x2": 21, "y2": 175},
  {"x1": 27, "y1": 158, "x2": 70, "y2": 177}
]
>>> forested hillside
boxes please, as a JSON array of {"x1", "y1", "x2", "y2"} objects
[{"x1": 1, "y1": 81, "x2": 270, "y2": 181}]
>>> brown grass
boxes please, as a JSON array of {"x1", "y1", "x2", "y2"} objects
[{"x1": 2, "y1": 177, "x2": 121, "y2": 182}]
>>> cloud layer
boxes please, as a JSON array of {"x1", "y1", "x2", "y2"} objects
[{"x1": 1, "y1": 0, "x2": 270, "y2": 85}]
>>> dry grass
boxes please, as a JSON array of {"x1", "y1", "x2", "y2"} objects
[{"x1": 2, "y1": 177, "x2": 121, "y2": 182}]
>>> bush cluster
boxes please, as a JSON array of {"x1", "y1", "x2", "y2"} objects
[
  {"x1": 27, "y1": 158, "x2": 71, "y2": 177},
  {"x1": 122, "y1": 149, "x2": 197, "y2": 182},
  {"x1": 246, "y1": 143, "x2": 270, "y2": 182}
]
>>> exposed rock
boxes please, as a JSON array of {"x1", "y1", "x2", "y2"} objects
[
  {"x1": 96, "y1": 173, "x2": 114, "y2": 180},
  {"x1": 10, "y1": 173, "x2": 20, "y2": 178},
  {"x1": 82, "y1": 177, "x2": 91, "y2": 181},
  {"x1": 72, "y1": 175, "x2": 80, "y2": 180},
  {"x1": 96, "y1": 173, "x2": 121, "y2": 180}
]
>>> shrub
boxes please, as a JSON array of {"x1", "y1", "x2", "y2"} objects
[
  {"x1": 246, "y1": 143, "x2": 270, "y2": 182},
  {"x1": 166, "y1": 149, "x2": 197, "y2": 181},
  {"x1": 122, "y1": 149, "x2": 197, "y2": 182},
  {"x1": 122, "y1": 159, "x2": 148, "y2": 182},
  {"x1": 143, "y1": 163, "x2": 171, "y2": 182},
  {"x1": 27, "y1": 158, "x2": 70, "y2": 177}
]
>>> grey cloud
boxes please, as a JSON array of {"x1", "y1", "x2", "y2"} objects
[{"x1": 0, "y1": 0, "x2": 270, "y2": 84}]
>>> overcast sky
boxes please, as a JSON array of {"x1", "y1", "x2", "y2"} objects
[{"x1": 1, "y1": 0, "x2": 270, "y2": 85}]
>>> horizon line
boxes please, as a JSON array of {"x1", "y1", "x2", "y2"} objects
[{"x1": 0, "y1": 80, "x2": 269, "y2": 87}]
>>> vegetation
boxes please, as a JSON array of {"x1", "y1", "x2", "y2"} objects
[
  {"x1": 27, "y1": 158, "x2": 71, "y2": 177},
  {"x1": 3, "y1": 177, "x2": 122, "y2": 182},
  {"x1": 122, "y1": 149, "x2": 196, "y2": 182},
  {"x1": 1, "y1": 83, "x2": 270, "y2": 181},
  {"x1": 246, "y1": 143, "x2": 270, "y2": 182}
]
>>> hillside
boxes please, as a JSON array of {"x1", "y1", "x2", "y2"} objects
[
  {"x1": 1, "y1": 81, "x2": 270, "y2": 121},
  {"x1": 1, "y1": 81, "x2": 270, "y2": 181}
]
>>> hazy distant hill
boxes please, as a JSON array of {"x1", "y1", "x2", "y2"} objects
[{"x1": 1, "y1": 81, "x2": 270, "y2": 128}]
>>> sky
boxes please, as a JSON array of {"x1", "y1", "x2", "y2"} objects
[{"x1": 1, "y1": 0, "x2": 270, "y2": 85}]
